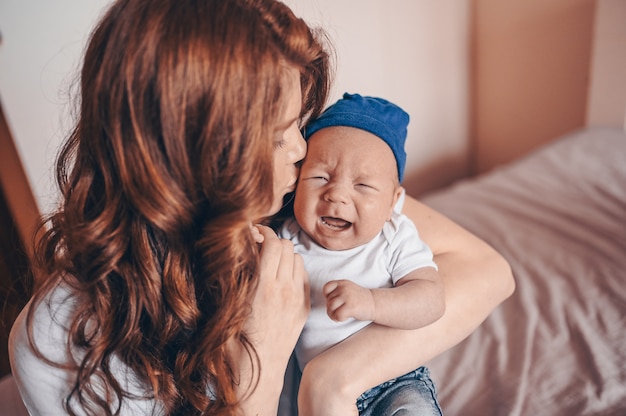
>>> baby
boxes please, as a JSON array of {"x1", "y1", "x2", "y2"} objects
[{"x1": 280, "y1": 93, "x2": 445, "y2": 415}]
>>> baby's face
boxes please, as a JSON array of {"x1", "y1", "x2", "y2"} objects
[{"x1": 294, "y1": 126, "x2": 402, "y2": 250}]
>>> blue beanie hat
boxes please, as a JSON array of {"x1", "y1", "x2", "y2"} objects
[{"x1": 304, "y1": 93, "x2": 409, "y2": 182}]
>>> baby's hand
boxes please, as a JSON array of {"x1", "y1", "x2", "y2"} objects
[{"x1": 323, "y1": 280, "x2": 375, "y2": 322}]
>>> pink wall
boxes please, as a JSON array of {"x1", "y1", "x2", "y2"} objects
[
  {"x1": 286, "y1": 0, "x2": 473, "y2": 197},
  {"x1": 0, "y1": 0, "x2": 606, "y2": 245}
]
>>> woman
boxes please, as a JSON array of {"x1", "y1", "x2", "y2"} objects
[{"x1": 9, "y1": 0, "x2": 514, "y2": 415}]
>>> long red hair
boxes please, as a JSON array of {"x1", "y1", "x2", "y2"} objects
[{"x1": 27, "y1": 0, "x2": 332, "y2": 414}]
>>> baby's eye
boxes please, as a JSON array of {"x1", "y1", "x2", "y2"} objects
[{"x1": 356, "y1": 183, "x2": 377, "y2": 190}]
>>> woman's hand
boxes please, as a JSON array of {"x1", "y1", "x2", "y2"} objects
[
  {"x1": 237, "y1": 225, "x2": 310, "y2": 414},
  {"x1": 249, "y1": 225, "x2": 310, "y2": 365}
]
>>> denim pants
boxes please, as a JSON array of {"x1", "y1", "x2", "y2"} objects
[{"x1": 356, "y1": 367, "x2": 443, "y2": 416}]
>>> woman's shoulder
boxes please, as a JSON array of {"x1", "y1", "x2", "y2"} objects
[
  {"x1": 8, "y1": 282, "x2": 81, "y2": 414},
  {"x1": 9, "y1": 283, "x2": 161, "y2": 414},
  {"x1": 9, "y1": 282, "x2": 80, "y2": 372}
]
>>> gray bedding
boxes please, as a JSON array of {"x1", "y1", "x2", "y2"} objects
[{"x1": 422, "y1": 127, "x2": 626, "y2": 415}]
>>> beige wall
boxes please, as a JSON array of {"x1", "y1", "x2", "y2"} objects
[
  {"x1": 471, "y1": 0, "x2": 596, "y2": 173},
  {"x1": 0, "y1": 0, "x2": 111, "y2": 214},
  {"x1": 0, "y1": 1, "x2": 473, "y2": 213}
]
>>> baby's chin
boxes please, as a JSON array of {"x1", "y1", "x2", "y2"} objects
[{"x1": 314, "y1": 234, "x2": 362, "y2": 251}]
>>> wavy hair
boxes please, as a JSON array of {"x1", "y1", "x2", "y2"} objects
[{"x1": 27, "y1": 0, "x2": 332, "y2": 414}]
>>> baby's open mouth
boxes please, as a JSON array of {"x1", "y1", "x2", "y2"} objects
[{"x1": 321, "y1": 216, "x2": 352, "y2": 230}]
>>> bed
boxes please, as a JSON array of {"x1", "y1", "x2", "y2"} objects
[
  {"x1": 420, "y1": 126, "x2": 626, "y2": 415},
  {"x1": 2, "y1": 124, "x2": 625, "y2": 416},
  {"x1": 2, "y1": 127, "x2": 624, "y2": 416}
]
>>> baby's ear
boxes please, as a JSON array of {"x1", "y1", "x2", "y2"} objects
[{"x1": 388, "y1": 186, "x2": 404, "y2": 220}]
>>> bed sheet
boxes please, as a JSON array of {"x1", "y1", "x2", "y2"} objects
[{"x1": 422, "y1": 127, "x2": 626, "y2": 415}]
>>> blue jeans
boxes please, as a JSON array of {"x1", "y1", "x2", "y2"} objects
[{"x1": 356, "y1": 367, "x2": 443, "y2": 416}]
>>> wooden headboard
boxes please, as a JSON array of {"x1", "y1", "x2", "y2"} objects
[
  {"x1": 0, "y1": 103, "x2": 34, "y2": 378},
  {"x1": 586, "y1": 0, "x2": 626, "y2": 129},
  {"x1": 470, "y1": 0, "x2": 626, "y2": 175}
]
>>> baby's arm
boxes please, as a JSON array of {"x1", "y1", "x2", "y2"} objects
[{"x1": 323, "y1": 267, "x2": 445, "y2": 329}]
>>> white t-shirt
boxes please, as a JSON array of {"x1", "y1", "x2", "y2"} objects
[
  {"x1": 279, "y1": 211, "x2": 437, "y2": 370},
  {"x1": 9, "y1": 284, "x2": 162, "y2": 415}
]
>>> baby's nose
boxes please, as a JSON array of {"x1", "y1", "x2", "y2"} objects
[{"x1": 323, "y1": 184, "x2": 350, "y2": 204}]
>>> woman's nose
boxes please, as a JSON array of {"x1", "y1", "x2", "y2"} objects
[{"x1": 290, "y1": 130, "x2": 307, "y2": 163}]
